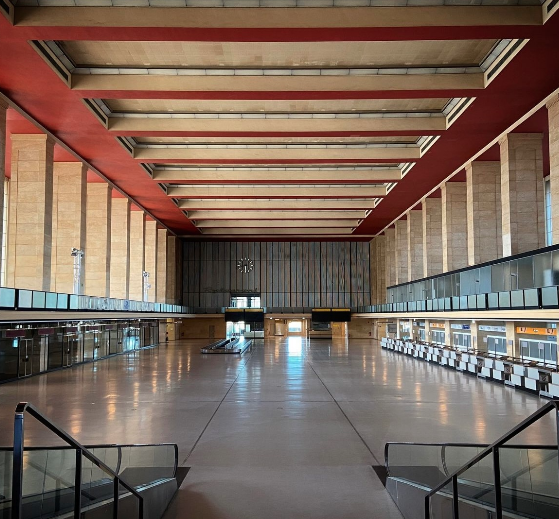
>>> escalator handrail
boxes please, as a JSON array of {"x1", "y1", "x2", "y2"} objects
[
  {"x1": 424, "y1": 399, "x2": 559, "y2": 519},
  {"x1": 11, "y1": 402, "x2": 145, "y2": 519},
  {"x1": 0, "y1": 443, "x2": 178, "y2": 478},
  {"x1": 384, "y1": 442, "x2": 557, "y2": 478}
]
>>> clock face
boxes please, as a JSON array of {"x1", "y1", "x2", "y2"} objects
[{"x1": 237, "y1": 257, "x2": 254, "y2": 273}]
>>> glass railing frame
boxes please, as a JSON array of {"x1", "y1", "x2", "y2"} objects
[
  {"x1": 423, "y1": 400, "x2": 559, "y2": 519},
  {"x1": 11, "y1": 402, "x2": 146, "y2": 519}
]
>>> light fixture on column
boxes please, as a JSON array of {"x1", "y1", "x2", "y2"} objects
[
  {"x1": 142, "y1": 271, "x2": 151, "y2": 302},
  {"x1": 71, "y1": 248, "x2": 84, "y2": 295}
]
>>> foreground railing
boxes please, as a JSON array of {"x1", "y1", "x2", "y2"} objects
[
  {"x1": 11, "y1": 402, "x2": 145, "y2": 519},
  {"x1": 424, "y1": 400, "x2": 559, "y2": 519}
]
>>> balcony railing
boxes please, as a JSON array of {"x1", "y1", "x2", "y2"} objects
[{"x1": 0, "y1": 287, "x2": 190, "y2": 314}]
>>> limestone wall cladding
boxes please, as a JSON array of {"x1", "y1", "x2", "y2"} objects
[
  {"x1": 0, "y1": 100, "x2": 7, "y2": 252},
  {"x1": 422, "y1": 197, "x2": 443, "y2": 278},
  {"x1": 442, "y1": 182, "x2": 468, "y2": 272},
  {"x1": 499, "y1": 133, "x2": 545, "y2": 256},
  {"x1": 395, "y1": 219, "x2": 408, "y2": 285},
  {"x1": 51, "y1": 162, "x2": 87, "y2": 294},
  {"x1": 85, "y1": 183, "x2": 112, "y2": 297},
  {"x1": 128, "y1": 210, "x2": 145, "y2": 302},
  {"x1": 144, "y1": 220, "x2": 158, "y2": 302},
  {"x1": 548, "y1": 96, "x2": 559, "y2": 244},
  {"x1": 156, "y1": 228, "x2": 168, "y2": 303},
  {"x1": 466, "y1": 161, "x2": 502, "y2": 265},
  {"x1": 407, "y1": 209, "x2": 423, "y2": 282},
  {"x1": 166, "y1": 235, "x2": 179, "y2": 304},
  {"x1": 109, "y1": 198, "x2": 130, "y2": 299},
  {"x1": 384, "y1": 228, "x2": 396, "y2": 289},
  {"x1": 8, "y1": 134, "x2": 54, "y2": 291}
]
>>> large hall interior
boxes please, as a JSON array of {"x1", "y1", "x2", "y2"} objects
[{"x1": 2, "y1": 1, "x2": 559, "y2": 519}]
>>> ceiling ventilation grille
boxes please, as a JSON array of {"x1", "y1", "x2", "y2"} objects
[
  {"x1": 116, "y1": 136, "x2": 134, "y2": 155},
  {"x1": 30, "y1": 41, "x2": 70, "y2": 85},
  {"x1": 485, "y1": 39, "x2": 527, "y2": 84},
  {"x1": 82, "y1": 99, "x2": 108, "y2": 127}
]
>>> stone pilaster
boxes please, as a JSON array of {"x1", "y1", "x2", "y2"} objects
[
  {"x1": 374, "y1": 235, "x2": 386, "y2": 304},
  {"x1": 156, "y1": 228, "x2": 168, "y2": 303},
  {"x1": 466, "y1": 161, "x2": 502, "y2": 265},
  {"x1": 547, "y1": 95, "x2": 559, "y2": 244},
  {"x1": 128, "y1": 210, "x2": 145, "y2": 302},
  {"x1": 441, "y1": 182, "x2": 468, "y2": 272},
  {"x1": 395, "y1": 219, "x2": 408, "y2": 285},
  {"x1": 384, "y1": 228, "x2": 396, "y2": 291},
  {"x1": 85, "y1": 183, "x2": 112, "y2": 297},
  {"x1": 144, "y1": 219, "x2": 158, "y2": 302},
  {"x1": 166, "y1": 235, "x2": 178, "y2": 304},
  {"x1": 7, "y1": 134, "x2": 54, "y2": 290},
  {"x1": 51, "y1": 162, "x2": 87, "y2": 294},
  {"x1": 422, "y1": 197, "x2": 443, "y2": 278},
  {"x1": 499, "y1": 133, "x2": 545, "y2": 256},
  {"x1": 109, "y1": 198, "x2": 130, "y2": 299},
  {"x1": 0, "y1": 99, "x2": 7, "y2": 268},
  {"x1": 407, "y1": 209, "x2": 423, "y2": 282}
]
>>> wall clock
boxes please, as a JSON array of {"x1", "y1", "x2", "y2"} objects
[{"x1": 237, "y1": 257, "x2": 254, "y2": 273}]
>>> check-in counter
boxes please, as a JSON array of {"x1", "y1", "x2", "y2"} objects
[{"x1": 550, "y1": 372, "x2": 559, "y2": 397}]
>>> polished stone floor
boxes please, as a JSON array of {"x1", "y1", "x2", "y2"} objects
[{"x1": 0, "y1": 337, "x2": 555, "y2": 519}]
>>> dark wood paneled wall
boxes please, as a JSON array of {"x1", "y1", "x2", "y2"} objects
[{"x1": 182, "y1": 241, "x2": 371, "y2": 309}]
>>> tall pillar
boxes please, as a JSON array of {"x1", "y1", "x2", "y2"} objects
[
  {"x1": 372, "y1": 235, "x2": 386, "y2": 304},
  {"x1": 109, "y1": 198, "x2": 130, "y2": 299},
  {"x1": 51, "y1": 162, "x2": 87, "y2": 294},
  {"x1": 384, "y1": 228, "x2": 396, "y2": 291},
  {"x1": 144, "y1": 219, "x2": 158, "y2": 303},
  {"x1": 441, "y1": 182, "x2": 468, "y2": 272},
  {"x1": 547, "y1": 95, "x2": 559, "y2": 244},
  {"x1": 128, "y1": 210, "x2": 145, "y2": 301},
  {"x1": 156, "y1": 228, "x2": 168, "y2": 303},
  {"x1": 395, "y1": 219, "x2": 408, "y2": 285},
  {"x1": 407, "y1": 208, "x2": 423, "y2": 282},
  {"x1": 166, "y1": 235, "x2": 178, "y2": 304},
  {"x1": 505, "y1": 321, "x2": 518, "y2": 357},
  {"x1": 499, "y1": 133, "x2": 545, "y2": 256},
  {"x1": 422, "y1": 197, "x2": 443, "y2": 278},
  {"x1": 7, "y1": 134, "x2": 54, "y2": 290},
  {"x1": 85, "y1": 183, "x2": 112, "y2": 297},
  {"x1": 470, "y1": 321, "x2": 479, "y2": 352},
  {"x1": 466, "y1": 161, "x2": 502, "y2": 265},
  {"x1": 0, "y1": 99, "x2": 7, "y2": 266}
]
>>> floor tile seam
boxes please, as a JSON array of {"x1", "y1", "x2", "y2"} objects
[
  {"x1": 180, "y1": 347, "x2": 256, "y2": 465},
  {"x1": 306, "y1": 360, "x2": 382, "y2": 467}
]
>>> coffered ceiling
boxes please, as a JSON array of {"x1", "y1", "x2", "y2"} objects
[{"x1": 1, "y1": 0, "x2": 559, "y2": 239}]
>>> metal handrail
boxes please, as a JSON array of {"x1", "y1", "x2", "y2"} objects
[
  {"x1": 424, "y1": 400, "x2": 559, "y2": 519},
  {"x1": 11, "y1": 402, "x2": 145, "y2": 519}
]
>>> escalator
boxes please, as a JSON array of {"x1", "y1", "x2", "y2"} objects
[{"x1": 0, "y1": 404, "x2": 181, "y2": 519}]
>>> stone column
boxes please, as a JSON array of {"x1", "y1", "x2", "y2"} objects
[
  {"x1": 109, "y1": 198, "x2": 130, "y2": 299},
  {"x1": 156, "y1": 228, "x2": 168, "y2": 303},
  {"x1": 499, "y1": 133, "x2": 545, "y2": 256},
  {"x1": 441, "y1": 182, "x2": 468, "y2": 272},
  {"x1": 505, "y1": 321, "x2": 518, "y2": 357},
  {"x1": 444, "y1": 320, "x2": 452, "y2": 347},
  {"x1": 395, "y1": 219, "x2": 408, "y2": 285},
  {"x1": 7, "y1": 134, "x2": 54, "y2": 290},
  {"x1": 51, "y1": 162, "x2": 87, "y2": 294},
  {"x1": 407, "y1": 208, "x2": 423, "y2": 282},
  {"x1": 166, "y1": 235, "x2": 179, "y2": 304},
  {"x1": 372, "y1": 235, "x2": 386, "y2": 304},
  {"x1": 466, "y1": 161, "x2": 502, "y2": 265},
  {"x1": 144, "y1": 219, "x2": 158, "y2": 302},
  {"x1": 384, "y1": 228, "x2": 396, "y2": 291},
  {"x1": 422, "y1": 197, "x2": 443, "y2": 278},
  {"x1": 128, "y1": 210, "x2": 145, "y2": 301},
  {"x1": 85, "y1": 183, "x2": 112, "y2": 297},
  {"x1": 0, "y1": 99, "x2": 7, "y2": 263},
  {"x1": 547, "y1": 95, "x2": 559, "y2": 244},
  {"x1": 470, "y1": 320, "x2": 480, "y2": 352}
]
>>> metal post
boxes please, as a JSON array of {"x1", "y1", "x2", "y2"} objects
[
  {"x1": 11, "y1": 411, "x2": 25, "y2": 519},
  {"x1": 493, "y1": 447, "x2": 503, "y2": 519},
  {"x1": 139, "y1": 496, "x2": 144, "y2": 519},
  {"x1": 74, "y1": 449, "x2": 82, "y2": 519},
  {"x1": 452, "y1": 474, "x2": 460, "y2": 519},
  {"x1": 424, "y1": 495, "x2": 430, "y2": 519},
  {"x1": 113, "y1": 477, "x2": 119, "y2": 518}
]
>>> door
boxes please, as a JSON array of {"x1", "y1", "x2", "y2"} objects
[
  {"x1": 18, "y1": 338, "x2": 36, "y2": 377},
  {"x1": 63, "y1": 335, "x2": 80, "y2": 366}
]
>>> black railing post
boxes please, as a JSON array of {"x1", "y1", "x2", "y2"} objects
[
  {"x1": 139, "y1": 496, "x2": 144, "y2": 519},
  {"x1": 424, "y1": 495, "x2": 430, "y2": 519},
  {"x1": 113, "y1": 477, "x2": 119, "y2": 518},
  {"x1": 452, "y1": 474, "x2": 459, "y2": 519},
  {"x1": 11, "y1": 409, "x2": 25, "y2": 519},
  {"x1": 493, "y1": 447, "x2": 503, "y2": 519},
  {"x1": 74, "y1": 448, "x2": 82, "y2": 519}
]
